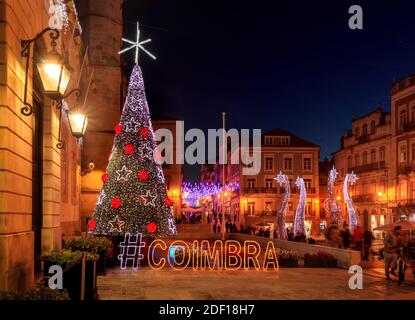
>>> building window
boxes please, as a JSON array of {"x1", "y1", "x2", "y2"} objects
[
  {"x1": 370, "y1": 149, "x2": 376, "y2": 163},
  {"x1": 264, "y1": 137, "x2": 273, "y2": 145},
  {"x1": 379, "y1": 146, "x2": 385, "y2": 162},
  {"x1": 248, "y1": 179, "x2": 256, "y2": 189},
  {"x1": 288, "y1": 202, "x2": 293, "y2": 211},
  {"x1": 362, "y1": 151, "x2": 368, "y2": 165},
  {"x1": 265, "y1": 202, "x2": 272, "y2": 214},
  {"x1": 347, "y1": 156, "x2": 352, "y2": 170},
  {"x1": 370, "y1": 120, "x2": 376, "y2": 134},
  {"x1": 362, "y1": 124, "x2": 368, "y2": 136},
  {"x1": 284, "y1": 157, "x2": 293, "y2": 171},
  {"x1": 354, "y1": 153, "x2": 360, "y2": 167},
  {"x1": 400, "y1": 145, "x2": 407, "y2": 163},
  {"x1": 265, "y1": 157, "x2": 273, "y2": 171},
  {"x1": 303, "y1": 157, "x2": 312, "y2": 171},
  {"x1": 400, "y1": 110, "x2": 407, "y2": 129},
  {"x1": 265, "y1": 179, "x2": 273, "y2": 189},
  {"x1": 304, "y1": 179, "x2": 312, "y2": 191},
  {"x1": 305, "y1": 202, "x2": 312, "y2": 216},
  {"x1": 248, "y1": 202, "x2": 255, "y2": 215},
  {"x1": 280, "y1": 137, "x2": 290, "y2": 145}
]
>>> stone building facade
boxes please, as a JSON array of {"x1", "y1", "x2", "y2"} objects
[
  {"x1": 152, "y1": 117, "x2": 184, "y2": 218},
  {"x1": 333, "y1": 74, "x2": 415, "y2": 235},
  {"x1": 333, "y1": 108, "x2": 392, "y2": 237},
  {"x1": 203, "y1": 128, "x2": 321, "y2": 236},
  {"x1": 390, "y1": 74, "x2": 415, "y2": 222},
  {"x1": 0, "y1": 0, "x2": 123, "y2": 291},
  {"x1": 77, "y1": 0, "x2": 123, "y2": 231}
]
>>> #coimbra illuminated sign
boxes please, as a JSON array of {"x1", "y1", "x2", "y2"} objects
[{"x1": 117, "y1": 233, "x2": 280, "y2": 271}]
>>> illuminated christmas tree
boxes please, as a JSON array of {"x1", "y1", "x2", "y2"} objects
[{"x1": 89, "y1": 65, "x2": 176, "y2": 236}]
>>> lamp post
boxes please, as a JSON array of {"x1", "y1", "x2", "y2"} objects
[{"x1": 20, "y1": 28, "x2": 88, "y2": 148}]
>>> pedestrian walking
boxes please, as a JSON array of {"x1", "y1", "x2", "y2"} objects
[{"x1": 383, "y1": 226, "x2": 401, "y2": 280}]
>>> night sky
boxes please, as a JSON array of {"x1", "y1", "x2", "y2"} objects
[{"x1": 122, "y1": 0, "x2": 415, "y2": 181}]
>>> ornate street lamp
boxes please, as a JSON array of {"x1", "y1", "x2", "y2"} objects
[
  {"x1": 36, "y1": 48, "x2": 72, "y2": 100},
  {"x1": 21, "y1": 27, "x2": 87, "y2": 149},
  {"x1": 21, "y1": 27, "x2": 71, "y2": 115},
  {"x1": 67, "y1": 110, "x2": 88, "y2": 139}
]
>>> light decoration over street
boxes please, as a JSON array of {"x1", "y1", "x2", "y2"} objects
[
  {"x1": 118, "y1": 21, "x2": 156, "y2": 64},
  {"x1": 181, "y1": 182, "x2": 240, "y2": 207},
  {"x1": 293, "y1": 176, "x2": 307, "y2": 236},
  {"x1": 343, "y1": 171, "x2": 359, "y2": 232},
  {"x1": 324, "y1": 166, "x2": 343, "y2": 226},
  {"x1": 274, "y1": 171, "x2": 290, "y2": 239}
]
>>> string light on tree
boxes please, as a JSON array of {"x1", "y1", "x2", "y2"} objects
[
  {"x1": 274, "y1": 171, "x2": 290, "y2": 239},
  {"x1": 90, "y1": 24, "x2": 175, "y2": 236},
  {"x1": 325, "y1": 166, "x2": 343, "y2": 226},
  {"x1": 344, "y1": 171, "x2": 359, "y2": 233},
  {"x1": 293, "y1": 176, "x2": 307, "y2": 236}
]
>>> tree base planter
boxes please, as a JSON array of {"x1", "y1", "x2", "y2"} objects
[{"x1": 278, "y1": 258, "x2": 299, "y2": 268}]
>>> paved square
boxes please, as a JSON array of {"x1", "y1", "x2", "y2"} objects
[{"x1": 97, "y1": 267, "x2": 415, "y2": 300}]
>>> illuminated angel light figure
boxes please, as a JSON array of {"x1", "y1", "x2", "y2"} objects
[
  {"x1": 324, "y1": 166, "x2": 343, "y2": 226},
  {"x1": 118, "y1": 21, "x2": 156, "y2": 64},
  {"x1": 343, "y1": 171, "x2": 359, "y2": 233},
  {"x1": 293, "y1": 176, "x2": 307, "y2": 236},
  {"x1": 274, "y1": 171, "x2": 290, "y2": 239}
]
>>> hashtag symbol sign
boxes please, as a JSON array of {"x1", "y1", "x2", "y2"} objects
[{"x1": 118, "y1": 233, "x2": 145, "y2": 270}]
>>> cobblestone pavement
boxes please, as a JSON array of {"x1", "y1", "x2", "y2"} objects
[{"x1": 97, "y1": 267, "x2": 415, "y2": 300}]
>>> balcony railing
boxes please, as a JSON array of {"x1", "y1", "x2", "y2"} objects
[
  {"x1": 397, "y1": 121, "x2": 415, "y2": 134},
  {"x1": 243, "y1": 187, "x2": 316, "y2": 194},
  {"x1": 358, "y1": 134, "x2": 370, "y2": 144},
  {"x1": 350, "y1": 161, "x2": 386, "y2": 174},
  {"x1": 352, "y1": 194, "x2": 375, "y2": 203},
  {"x1": 398, "y1": 162, "x2": 415, "y2": 175}
]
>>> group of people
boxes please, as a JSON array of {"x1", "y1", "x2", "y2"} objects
[
  {"x1": 212, "y1": 220, "x2": 238, "y2": 234},
  {"x1": 325, "y1": 222, "x2": 375, "y2": 260},
  {"x1": 383, "y1": 226, "x2": 407, "y2": 284}
]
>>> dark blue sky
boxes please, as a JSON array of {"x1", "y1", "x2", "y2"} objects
[{"x1": 122, "y1": 0, "x2": 415, "y2": 181}]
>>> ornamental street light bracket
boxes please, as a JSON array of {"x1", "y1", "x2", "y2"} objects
[
  {"x1": 21, "y1": 29, "x2": 87, "y2": 149},
  {"x1": 21, "y1": 27, "x2": 60, "y2": 116}
]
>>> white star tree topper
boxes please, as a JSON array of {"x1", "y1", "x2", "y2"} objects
[{"x1": 118, "y1": 21, "x2": 156, "y2": 64}]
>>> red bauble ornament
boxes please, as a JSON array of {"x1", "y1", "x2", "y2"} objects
[
  {"x1": 102, "y1": 173, "x2": 109, "y2": 183},
  {"x1": 115, "y1": 124, "x2": 123, "y2": 135},
  {"x1": 139, "y1": 127, "x2": 150, "y2": 138},
  {"x1": 147, "y1": 222, "x2": 157, "y2": 233},
  {"x1": 164, "y1": 197, "x2": 173, "y2": 207},
  {"x1": 123, "y1": 144, "x2": 135, "y2": 155},
  {"x1": 137, "y1": 170, "x2": 149, "y2": 181},
  {"x1": 111, "y1": 197, "x2": 122, "y2": 209},
  {"x1": 88, "y1": 219, "x2": 97, "y2": 231}
]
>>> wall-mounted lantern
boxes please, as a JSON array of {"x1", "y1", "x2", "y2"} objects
[{"x1": 20, "y1": 27, "x2": 87, "y2": 149}]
